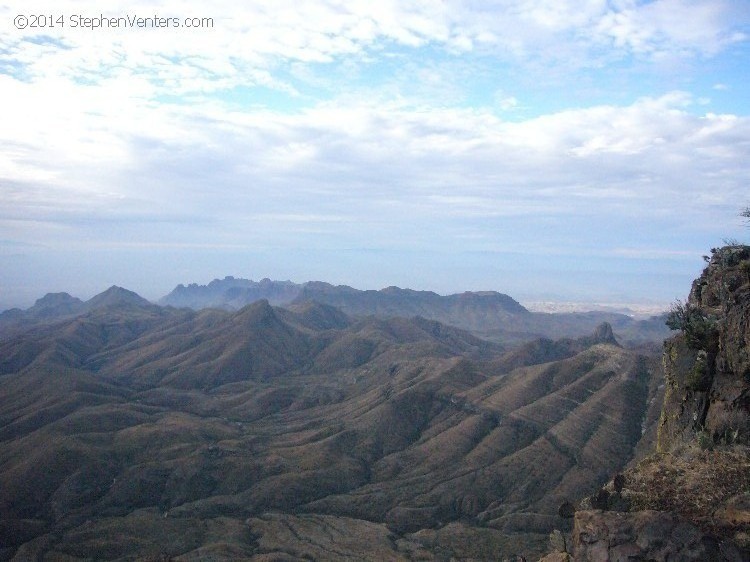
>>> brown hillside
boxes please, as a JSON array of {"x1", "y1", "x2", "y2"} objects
[{"x1": 0, "y1": 298, "x2": 661, "y2": 560}]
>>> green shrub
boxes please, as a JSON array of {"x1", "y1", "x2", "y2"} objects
[
  {"x1": 697, "y1": 428, "x2": 713, "y2": 450},
  {"x1": 665, "y1": 301, "x2": 717, "y2": 350}
]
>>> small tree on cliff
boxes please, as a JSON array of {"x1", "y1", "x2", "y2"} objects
[{"x1": 666, "y1": 300, "x2": 717, "y2": 350}]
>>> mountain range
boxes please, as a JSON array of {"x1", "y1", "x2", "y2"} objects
[
  {"x1": 159, "y1": 277, "x2": 669, "y2": 346},
  {"x1": 1, "y1": 279, "x2": 669, "y2": 350},
  {"x1": 0, "y1": 281, "x2": 667, "y2": 560}
]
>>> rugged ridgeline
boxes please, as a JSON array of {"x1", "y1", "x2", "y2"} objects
[
  {"x1": 539, "y1": 245, "x2": 750, "y2": 562},
  {"x1": 0, "y1": 286, "x2": 155, "y2": 335},
  {"x1": 159, "y1": 277, "x2": 302, "y2": 309},
  {"x1": 158, "y1": 277, "x2": 669, "y2": 346},
  {"x1": 0, "y1": 285, "x2": 665, "y2": 560}
]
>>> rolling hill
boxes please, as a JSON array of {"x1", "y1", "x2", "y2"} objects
[{"x1": 0, "y1": 286, "x2": 664, "y2": 560}]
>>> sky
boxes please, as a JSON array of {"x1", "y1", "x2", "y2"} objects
[{"x1": 1, "y1": 1, "x2": 749, "y2": 310}]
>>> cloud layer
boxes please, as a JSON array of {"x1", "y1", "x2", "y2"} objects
[{"x1": 1, "y1": 1, "x2": 749, "y2": 306}]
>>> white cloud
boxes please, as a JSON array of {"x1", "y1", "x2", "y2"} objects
[
  {"x1": 1, "y1": 1, "x2": 748, "y2": 304},
  {"x1": 596, "y1": 0, "x2": 747, "y2": 57},
  {"x1": 1, "y1": 81, "x2": 748, "y2": 249},
  {"x1": 495, "y1": 93, "x2": 519, "y2": 111},
  {"x1": 1, "y1": 1, "x2": 746, "y2": 101}
]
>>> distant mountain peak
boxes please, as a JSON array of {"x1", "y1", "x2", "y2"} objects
[
  {"x1": 451, "y1": 290, "x2": 529, "y2": 314},
  {"x1": 25, "y1": 292, "x2": 85, "y2": 319},
  {"x1": 159, "y1": 277, "x2": 303, "y2": 309},
  {"x1": 589, "y1": 322, "x2": 620, "y2": 346},
  {"x1": 85, "y1": 286, "x2": 151, "y2": 309},
  {"x1": 100, "y1": 285, "x2": 140, "y2": 297},
  {"x1": 31, "y1": 292, "x2": 82, "y2": 310},
  {"x1": 233, "y1": 298, "x2": 278, "y2": 325}
]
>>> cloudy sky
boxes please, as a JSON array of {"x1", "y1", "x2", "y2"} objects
[{"x1": 1, "y1": 1, "x2": 749, "y2": 309}]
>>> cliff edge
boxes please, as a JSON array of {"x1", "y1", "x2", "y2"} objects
[
  {"x1": 659, "y1": 244, "x2": 750, "y2": 451},
  {"x1": 540, "y1": 245, "x2": 750, "y2": 562}
]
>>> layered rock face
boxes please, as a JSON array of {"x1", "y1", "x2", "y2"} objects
[{"x1": 659, "y1": 245, "x2": 750, "y2": 451}]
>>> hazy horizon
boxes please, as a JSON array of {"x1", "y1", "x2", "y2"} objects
[
  {"x1": 2, "y1": 1, "x2": 749, "y2": 311},
  {"x1": 0, "y1": 269, "x2": 676, "y2": 316}
]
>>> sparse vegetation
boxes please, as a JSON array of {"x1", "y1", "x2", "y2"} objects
[
  {"x1": 696, "y1": 427, "x2": 714, "y2": 450},
  {"x1": 713, "y1": 409, "x2": 748, "y2": 445},
  {"x1": 665, "y1": 300, "x2": 717, "y2": 350},
  {"x1": 626, "y1": 447, "x2": 750, "y2": 535}
]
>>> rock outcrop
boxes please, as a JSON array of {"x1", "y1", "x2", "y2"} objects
[
  {"x1": 539, "y1": 245, "x2": 750, "y2": 561},
  {"x1": 571, "y1": 510, "x2": 744, "y2": 561},
  {"x1": 659, "y1": 244, "x2": 750, "y2": 451}
]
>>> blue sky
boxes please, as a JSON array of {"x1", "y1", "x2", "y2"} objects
[{"x1": 1, "y1": 1, "x2": 749, "y2": 310}]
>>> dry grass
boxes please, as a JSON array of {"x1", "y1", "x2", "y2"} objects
[{"x1": 625, "y1": 445, "x2": 750, "y2": 535}]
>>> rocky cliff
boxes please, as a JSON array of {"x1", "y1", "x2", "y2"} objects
[
  {"x1": 659, "y1": 244, "x2": 750, "y2": 451},
  {"x1": 540, "y1": 245, "x2": 750, "y2": 561}
]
